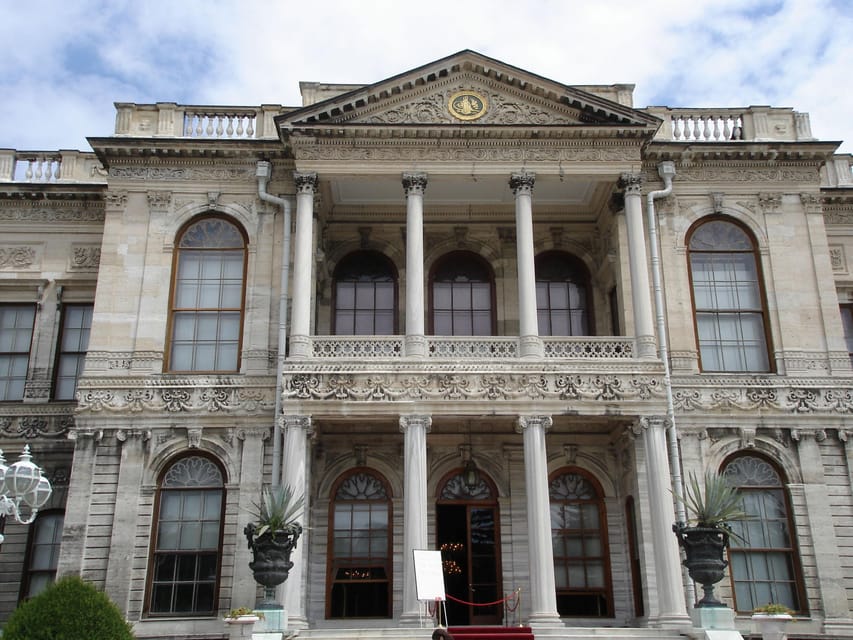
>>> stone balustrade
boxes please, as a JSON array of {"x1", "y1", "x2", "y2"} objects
[
  {"x1": 113, "y1": 102, "x2": 287, "y2": 139},
  {"x1": 0, "y1": 150, "x2": 105, "y2": 183},
  {"x1": 646, "y1": 106, "x2": 815, "y2": 143}
]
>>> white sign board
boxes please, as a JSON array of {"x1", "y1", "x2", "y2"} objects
[{"x1": 413, "y1": 549, "x2": 446, "y2": 601}]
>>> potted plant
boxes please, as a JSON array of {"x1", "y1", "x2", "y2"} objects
[
  {"x1": 752, "y1": 603, "x2": 794, "y2": 640},
  {"x1": 673, "y1": 470, "x2": 749, "y2": 607},
  {"x1": 244, "y1": 485, "x2": 304, "y2": 607}
]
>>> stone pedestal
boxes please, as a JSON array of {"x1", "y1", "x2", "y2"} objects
[{"x1": 691, "y1": 607, "x2": 744, "y2": 640}]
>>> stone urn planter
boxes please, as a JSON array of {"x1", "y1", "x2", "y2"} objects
[
  {"x1": 673, "y1": 523, "x2": 729, "y2": 607},
  {"x1": 244, "y1": 485, "x2": 304, "y2": 608}
]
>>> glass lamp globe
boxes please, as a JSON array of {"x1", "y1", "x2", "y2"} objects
[
  {"x1": 4, "y1": 446, "x2": 41, "y2": 497},
  {"x1": 24, "y1": 474, "x2": 52, "y2": 509}
]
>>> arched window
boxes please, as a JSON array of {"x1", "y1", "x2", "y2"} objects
[
  {"x1": 19, "y1": 510, "x2": 64, "y2": 600},
  {"x1": 147, "y1": 455, "x2": 225, "y2": 617},
  {"x1": 535, "y1": 252, "x2": 592, "y2": 336},
  {"x1": 167, "y1": 216, "x2": 247, "y2": 372},
  {"x1": 723, "y1": 454, "x2": 805, "y2": 613},
  {"x1": 688, "y1": 218, "x2": 771, "y2": 372},
  {"x1": 332, "y1": 251, "x2": 397, "y2": 335},
  {"x1": 430, "y1": 251, "x2": 495, "y2": 336},
  {"x1": 327, "y1": 470, "x2": 392, "y2": 618},
  {"x1": 549, "y1": 469, "x2": 612, "y2": 617}
]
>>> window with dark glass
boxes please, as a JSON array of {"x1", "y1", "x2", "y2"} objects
[
  {"x1": 550, "y1": 470, "x2": 612, "y2": 617},
  {"x1": 0, "y1": 304, "x2": 35, "y2": 401},
  {"x1": 430, "y1": 252, "x2": 494, "y2": 336},
  {"x1": 20, "y1": 511, "x2": 64, "y2": 600},
  {"x1": 688, "y1": 218, "x2": 771, "y2": 372},
  {"x1": 723, "y1": 454, "x2": 805, "y2": 613},
  {"x1": 147, "y1": 455, "x2": 224, "y2": 616},
  {"x1": 53, "y1": 304, "x2": 93, "y2": 400},
  {"x1": 327, "y1": 470, "x2": 392, "y2": 618},
  {"x1": 535, "y1": 252, "x2": 591, "y2": 336},
  {"x1": 167, "y1": 217, "x2": 246, "y2": 372},
  {"x1": 333, "y1": 252, "x2": 397, "y2": 335}
]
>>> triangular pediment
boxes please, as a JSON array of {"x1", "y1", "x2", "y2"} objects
[{"x1": 278, "y1": 50, "x2": 659, "y2": 135}]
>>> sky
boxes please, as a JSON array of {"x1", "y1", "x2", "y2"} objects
[{"x1": 1, "y1": 0, "x2": 851, "y2": 153}]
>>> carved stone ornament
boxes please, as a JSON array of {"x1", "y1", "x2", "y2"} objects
[
  {"x1": 293, "y1": 171, "x2": 318, "y2": 194},
  {"x1": 509, "y1": 171, "x2": 535, "y2": 195},
  {"x1": 830, "y1": 246, "x2": 846, "y2": 272},
  {"x1": 447, "y1": 90, "x2": 488, "y2": 121},
  {"x1": 402, "y1": 172, "x2": 428, "y2": 195},
  {"x1": 619, "y1": 173, "x2": 644, "y2": 195},
  {"x1": 0, "y1": 201, "x2": 105, "y2": 223},
  {"x1": 70, "y1": 245, "x2": 101, "y2": 270},
  {"x1": 0, "y1": 412, "x2": 74, "y2": 439},
  {"x1": 109, "y1": 166, "x2": 256, "y2": 182},
  {"x1": 147, "y1": 191, "x2": 172, "y2": 211},
  {"x1": 0, "y1": 246, "x2": 36, "y2": 269}
]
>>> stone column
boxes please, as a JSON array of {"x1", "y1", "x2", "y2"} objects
[
  {"x1": 103, "y1": 429, "x2": 149, "y2": 614},
  {"x1": 57, "y1": 428, "x2": 101, "y2": 577},
  {"x1": 510, "y1": 172, "x2": 543, "y2": 358},
  {"x1": 516, "y1": 415, "x2": 561, "y2": 627},
  {"x1": 399, "y1": 414, "x2": 432, "y2": 623},
  {"x1": 619, "y1": 173, "x2": 656, "y2": 359},
  {"x1": 635, "y1": 416, "x2": 690, "y2": 627},
  {"x1": 403, "y1": 173, "x2": 428, "y2": 358},
  {"x1": 289, "y1": 172, "x2": 318, "y2": 359},
  {"x1": 280, "y1": 415, "x2": 313, "y2": 628},
  {"x1": 796, "y1": 429, "x2": 853, "y2": 632},
  {"x1": 235, "y1": 427, "x2": 269, "y2": 608}
]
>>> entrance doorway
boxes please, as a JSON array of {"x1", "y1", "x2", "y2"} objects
[{"x1": 436, "y1": 471, "x2": 501, "y2": 626}]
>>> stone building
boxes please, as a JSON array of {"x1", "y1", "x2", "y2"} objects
[{"x1": 1, "y1": 50, "x2": 853, "y2": 639}]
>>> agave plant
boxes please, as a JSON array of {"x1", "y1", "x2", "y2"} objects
[
  {"x1": 675, "y1": 470, "x2": 750, "y2": 539},
  {"x1": 248, "y1": 485, "x2": 304, "y2": 540}
]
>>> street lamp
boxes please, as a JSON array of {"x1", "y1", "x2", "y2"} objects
[{"x1": 0, "y1": 445, "x2": 52, "y2": 544}]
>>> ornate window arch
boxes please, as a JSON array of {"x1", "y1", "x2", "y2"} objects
[
  {"x1": 429, "y1": 251, "x2": 495, "y2": 336},
  {"x1": 327, "y1": 469, "x2": 393, "y2": 619},
  {"x1": 535, "y1": 251, "x2": 593, "y2": 336},
  {"x1": 687, "y1": 217, "x2": 772, "y2": 372},
  {"x1": 146, "y1": 454, "x2": 225, "y2": 617},
  {"x1": 166, "y1": 215, "x2": 247, "y2": 372},
  {"x1": 723, "y1": 453, "x2": 806, "y2": 613},
  {"x1": 332, "y1": 251, "x2": 398, "y2": 335},
  {"x1": 549, "y1": 468, "x2": 613, "y2": 617}
]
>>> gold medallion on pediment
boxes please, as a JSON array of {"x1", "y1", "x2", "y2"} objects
[{"x1": 448, "y1": 90, "x2": 488, "y2": 121}]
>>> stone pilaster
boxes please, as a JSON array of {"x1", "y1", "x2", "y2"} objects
[
  {"x1": 515, "y1": 415, "x2": 561, "y2": 627},
  {"x1": 399, "y1": 414, "x2": 431, "y2": 623},
  {"x1": 57, "y1": 428, "x2": 102, "y2": 577},
  {"x1": 619, "y1": 173, "x2": 656, "y2": 359},
  {"x1": 290, "y1": 172, "x2": 318, "y2": 359},
  {"x1": 280, "y1": 415, "x2": 312, "y2": 628},
  {"x1": 403, "y1": 173, "x2": 428, "y2": 358}
]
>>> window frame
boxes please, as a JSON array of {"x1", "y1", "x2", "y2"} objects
[
  {"x1": 549, "y1": 467, "x2": 614, "y2": 618},
  {"x1": 19, "y1": 509, "x2": 65, "y2": 601},
  {"x1": 722, "y1": 453, "x2": 807, "y2": 615},
  {"x1": 331, "y1": 251, "x2": 399, "y2": 336},
  {"x1": 687, "y1": 216, "x2": 773, "y2": 373},
  {"x1": 52, "y1": 303, "x2": 93, "y2": 401},
  {"x1": 164, "y1": 215, "x2": 248, "y2": 373},
  {"x1": 428, "y1": 250, "x2": 496, "y2": 336},
  {"x1": 0, "y1": 303, "x2": 36, "y2": 402},
  {"x1": 534, "y1": 251, "x2": 594, "y2": 337},
  {"x1": 840, "y1": 304, "x2": 853, "y2": 364},
  {"x1": 326, "y1": 468, "x2": 393, "y2": 619},
  {"x1": 144, "y1": 453, "x2": 226, "y2": 618}
]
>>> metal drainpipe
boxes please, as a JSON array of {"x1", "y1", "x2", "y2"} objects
[
  {"x1": 645, "y1": 160, "x2": 695, "y2": 605},
  {"x1": 257, "y1": 161, "x2": 292, "y2": 487}
]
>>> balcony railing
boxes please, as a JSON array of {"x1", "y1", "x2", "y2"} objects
[
  {"x1": 113, "y1": 103, "x2": 288, "y2": 139},
  {"x1": 0, "y1": 150, "x2": 105, "y2": 184},
  {"x1": 645, "y1": 106, "x2": 815, "y2": 143},
  {"x1": 308, "y1": 336, "x2": 635, "y2": 360}
]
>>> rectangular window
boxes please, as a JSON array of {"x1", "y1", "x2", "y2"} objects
[
  {"x1": 0, "y1": 304, "x2": 36, "y2": 401},
  {"x1": 22, "y1": 512, "x2": 64, "y2": 600},
  {"x1": 54, "y1": 304, "x2": 93, "y2": 400},
  {"x1": 841, "y1": 305, "x2": 853, "y2": 364}
]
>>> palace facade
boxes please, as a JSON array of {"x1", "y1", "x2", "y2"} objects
[{"x1": 1, "y1": 50, "x2": 853, "y2": 639}]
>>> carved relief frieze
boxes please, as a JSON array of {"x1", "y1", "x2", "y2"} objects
[
  {"x1": 0, "y1": 203, "x2": 104, "y2": 223},
  {"x1": 69, "y1": 244, "x2": 101, "y2": 271},
  {"x1": 0, "y1": 245, "x2": 38, "y2": 270},
  {"x1": 672, "y1": 378, "x2": 853, "y2": 415},
  {"x1": 830, "y1": 245, "x2": 847, "y2": 272},
  {"x1": 75, "y1": 376, "x2": 276, "y2": 415},
  {"x1": 824, "y1": 210, "x2": 853, "y2": 225},
  {"x1": 673, "y1": 166, "x2": 819, "y2": 183},
  {"x1": 109, "y1": 166, "x2": 256, "y2": 182},
  {"x1": 0, "y1": 410, "x2": 74, "y2": 439}
]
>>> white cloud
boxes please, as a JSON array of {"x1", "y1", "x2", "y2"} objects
[{"x1": 0, "y1": 0, "x2": 849, "y2": 153}]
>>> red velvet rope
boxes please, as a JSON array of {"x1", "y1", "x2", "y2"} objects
[{"x1": 445, "y1": 591, "x2": 518, "y2": 607}]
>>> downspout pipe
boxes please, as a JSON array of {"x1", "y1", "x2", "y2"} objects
[
  {"x1": 257, "y1": 161, "x2": 292, "y2": 487},
  {"x1": 646, "y1": 161, "x2": 694, "y2": 604}
]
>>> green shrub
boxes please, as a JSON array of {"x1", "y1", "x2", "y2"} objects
[{"x1": 3, "y1": 575, "x2": 134, "y2": 640}]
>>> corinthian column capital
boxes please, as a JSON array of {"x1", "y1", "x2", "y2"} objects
[
  {"x1": 509, "y1": 171, "x2": 536, "y2": 195},
  {"x1": 402, "y1": 172, "x2": 428, "y2": 195},
  {"x1": 619, "y1": 172, "x2": 644, "y2": 195},
  {"x1": 399, "y1": 414, "x2": 432, "y2": 433},
  {"x1": 515, "y1": 415, "x2": 553, "y2": 433},
  {"x1": 293, "y1": 171, "x2": 318, "y2": 194}
]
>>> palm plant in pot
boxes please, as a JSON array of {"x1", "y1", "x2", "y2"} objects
[
  {"x1": 673, "y1": 470, "x2": 749, "y2": 608},
  {"x1": 244, "y1": 485, "x2": 304, "y2": 607}
]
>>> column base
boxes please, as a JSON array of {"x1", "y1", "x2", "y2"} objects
[
  {"x1": 527, "y1": 612, "x2": 564, "y2": 628},
  {"x1": 636, "y1": 334, "x2": 658, "y2": 359},
  {"x1": 404, "y1": 334, "x2": 428, "y2": 358},
  {"x1": 289, "y1": 335, "x2": 311, "y2": 359},
  {"x1": 519, "y1": 335, "x2": 544, "y2": 358},
  {"x1": 654, "y1": 612, "x2": 694, "y2": 630}
]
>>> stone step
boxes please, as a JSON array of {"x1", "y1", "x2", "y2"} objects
[{"x1": 289, "y1": 627, "x2": 690, "y2": 640}]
